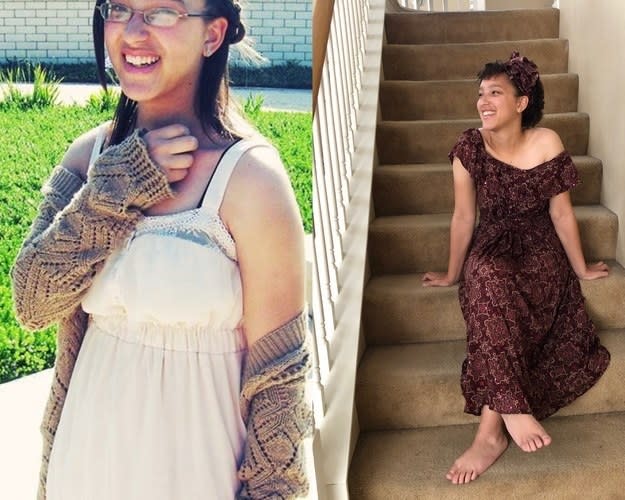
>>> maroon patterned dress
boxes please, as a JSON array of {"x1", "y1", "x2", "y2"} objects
[{"x1": 450, "y1": 128, "x2": 610, "y2": 420}]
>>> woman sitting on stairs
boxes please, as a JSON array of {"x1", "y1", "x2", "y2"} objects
[{"x1": 422, "y1": 52, "x2": 610, "y2": 485}]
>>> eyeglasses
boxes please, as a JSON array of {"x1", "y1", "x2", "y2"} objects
[{"x1": 97, "y1": 2, "x2": 215, "y2": 27}]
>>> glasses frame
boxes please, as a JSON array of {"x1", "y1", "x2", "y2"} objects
[{"x1": 97, "y1": 1, "x2": 216, "y2": 27}]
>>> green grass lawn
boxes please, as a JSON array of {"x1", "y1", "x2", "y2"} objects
[{"x1": 0, "y1": 104, "x2": 311, "y2": 383}]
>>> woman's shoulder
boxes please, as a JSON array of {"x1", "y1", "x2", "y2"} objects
[
  {"x1": 228, "y1": 141, "x2": 291, "y2": 203},
  {"x1": 526, "y1": 127, "x2": 565, "y2": 160},
  {"x1": 449, "y1": 128, "x2": 482, "y2": 166},
  {"x1": 222, "y1": 140, "x2": 300, "y2": 234},
  {"x1": 60, "y1": 121, "x2": 112, "y2": 179},
  {"x1": 458, "y1": 128, "x2": 482, "y2": 143}
]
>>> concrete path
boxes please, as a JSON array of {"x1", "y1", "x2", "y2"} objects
[
  {"x1": 2, "y1": 82, "x2": 312, "y2": 112},
  {"x1": 0, "y1": 369, "x2": 52, "y2": 499}
]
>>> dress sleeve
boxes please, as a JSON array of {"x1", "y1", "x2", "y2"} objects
[
  {"x1": 11, "y1": 130, "x2": 173, "y2": 330},
  {"x1": 448, "y1": 128, "x2": 479, "y2": 177},
  {"x1": 542, "y1": 151, "x2": 580, "y2": 199}
]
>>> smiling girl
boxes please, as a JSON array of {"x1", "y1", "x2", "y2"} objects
[
  {"x1": 422, "y1": 52, "x2": 610, "y2": 485},
  {"x1": 11, "y1": 1, "x2": 311, "y2": 499}
]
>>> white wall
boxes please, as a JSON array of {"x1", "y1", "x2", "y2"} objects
[
  {"x1": 0, "y1": 0, "x2": 312, "y2": 66},
  {"x1": 559, "y1": 0, "x2": 625, "y2": 264},
  {"x1": 485, "y1": 0, "x2": 553, "y2": 8}
]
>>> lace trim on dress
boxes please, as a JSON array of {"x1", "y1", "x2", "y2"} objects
[{"x1": 133, "y1": 208, "x2": 238, "y2": 262}]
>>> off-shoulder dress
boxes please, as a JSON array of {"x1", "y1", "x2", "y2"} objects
[{"x1": 450, "y1": 128, "x2": 610, "y2": 420}]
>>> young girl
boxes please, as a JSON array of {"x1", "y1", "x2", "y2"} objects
[
  {"x1": 423, "y1": 52, "x2": 610, "y2": 485},
  {"x1": 11, "y1": 1, "x2": 311, "y2": 498}
]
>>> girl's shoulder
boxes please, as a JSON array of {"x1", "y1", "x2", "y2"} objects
[
  {"x1": 221, "y1": 140, "x2": 300, "y2": 237},
  {"x1": 525, "y1": 127, "x2": 565, "y2": 161},
  {"x1": 60, "y1": 121, "x2": 112, "y2": 179},
  {"x1": 227, "y1": 141, "x2": 289, "y2": 206}
]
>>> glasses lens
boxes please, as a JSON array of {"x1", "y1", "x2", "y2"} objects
[
  {"x1": 145, "y1": 8, "x2": 180, "y2": 27},
  {"x1": 101, "y1": 2, "x2": 132, "y2": 22}
]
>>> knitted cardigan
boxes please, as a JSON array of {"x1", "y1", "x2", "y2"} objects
[{"x1": 10, "y1": 130, "x2": 312, "y2": 499}]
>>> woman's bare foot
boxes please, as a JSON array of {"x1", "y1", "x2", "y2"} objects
[
  {"x1": 446, "y1": 406, "x2": 509, "y2": 485},
  {"x1": 501, "y1": 413, "x2": 551, "y2": 452}
]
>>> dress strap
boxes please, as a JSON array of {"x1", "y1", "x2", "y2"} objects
[
  {"x1": 200, "y1": 139, "x2": 269, "y2": 212},
  {"x1": 88, "y1": 123, "x2": 109, "y2": 165}
]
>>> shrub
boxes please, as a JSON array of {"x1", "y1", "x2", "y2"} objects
[
  {"x1": 86, "y1": 87, "x2": 120, "y2": 113},
  {"x1": 0, "y1": 63, "x2": 62, "y2": 110},
  {"x1": 243, "y1": 93, "x2": 265, "y2": 120},
  {"x1": 230, "y1": 61, "x2": 311, "y2": 89}
]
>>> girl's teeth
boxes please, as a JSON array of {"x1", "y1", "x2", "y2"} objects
[{"x1": 125, "y1": 55, "x2": 160, "y2": 67}]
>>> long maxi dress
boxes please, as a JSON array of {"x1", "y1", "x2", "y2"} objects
[
  {"x1": 450, "y1": 128, "x2": 610, "y2": 420},
  {"x1": 45, "y1": 136, "x2": 266, "y2": 499}
]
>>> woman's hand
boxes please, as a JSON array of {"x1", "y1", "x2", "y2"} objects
[
  {"x1": 142, "y1": 124, "x2": 199, "y2": 183},
  {"x1": 577, "y1": 261, "x2": 610, "y2": 280},
  {"x1": 422, "y1": 272, "x2": 457, "y2": 287}
]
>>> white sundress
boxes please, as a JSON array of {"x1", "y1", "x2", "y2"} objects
[{"x1": 46, "y1": 138, "x2": 266, "y2": 500}]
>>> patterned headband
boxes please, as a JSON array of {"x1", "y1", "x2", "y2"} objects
[{"x1": 504, "y1": 51, "x2": 540, "y2": 97}]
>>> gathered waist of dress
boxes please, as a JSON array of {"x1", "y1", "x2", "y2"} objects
[
  {"x1": 88, "y1": 314, "x2": 247, "y2": 354},
  {"x1": 478, "y1": 210, "x2": 551, "y2": 228},
  {"x1": 474, "y1": 211, "x2": 555, "y2": 259}
]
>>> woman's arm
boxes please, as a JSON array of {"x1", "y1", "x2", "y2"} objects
[
  {"x1": 423, "y1": 157, "x2": 477, "y2": 287},
  {"x1": 11, "y1": 130, "x2": 174, "y2": 330},
  {"x1": 549, "y1": 191, "x2": 609, "y2": 280},
  {"x1": 223, "y1": 145, "x2": 311, "y2": 498}
]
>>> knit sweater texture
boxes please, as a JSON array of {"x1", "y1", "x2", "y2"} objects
[{"x1": 10, "y1": 130, "x2": 312, "y2": 499}]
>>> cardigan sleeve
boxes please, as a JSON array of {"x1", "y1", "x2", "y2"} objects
[
  {"x1": 11, "y1": 129, "x2": 174, "y2": 330},
  {"x1": 237, "y1": 311, "x2": 313, "y2": 499}
]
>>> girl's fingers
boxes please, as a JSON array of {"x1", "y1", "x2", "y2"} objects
[{"x1": 146, "y1": 124, "x2": 191, "y2": 140}]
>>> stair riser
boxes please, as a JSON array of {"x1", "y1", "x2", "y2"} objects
[
  {"x1": 363, "y1": 264, "x2": 625, "y2": 344},
  {"x1": 383, "y1": 39, "x2": 568, "y2": 81},
  {"x1": 363, "y1": 281, "x2": 466, "y2": 344},
  {"x1": 377, "y1": 114, "x2": 589, "y2": 164},
  {"x1": 350, "y1": 413, "x2": 625, "y2": 499},
  {"x1": 368, "y1": 209, "x2": 617, "y2": 275},
  {"x1": 380, "y1": 74, "x2": 579, "y2": 121},
  {"x1": 357, "y1": 332, "x2": 625, "y2": 431},
  {"x1": 373, "y1": 157, "x2": 601, "y2": 216},
  {"x1": 385, "y1": 9, "x2": 559, "y2": 45}
]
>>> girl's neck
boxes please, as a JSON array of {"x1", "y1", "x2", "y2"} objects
[
  {"x1": 136, "y1": 105, "x2": 199, "y2": 133},
  {"x1": 482, "y1": 125, "x2": 526, "y2": 156},
  {"x1": 135, "y1": 106, "x2": 227, "y2": 148}
]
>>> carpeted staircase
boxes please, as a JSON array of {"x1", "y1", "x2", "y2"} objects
[{"x1": 349, "y1": 8, "x2": 625, "y2": 499}]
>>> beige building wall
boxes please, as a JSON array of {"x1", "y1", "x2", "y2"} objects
[
  {"x1": 559, "y1": 0, "x2": 625, "y2": 265},
  {"x1": 0, "y1": 1, "x2": 312, "y2": 66}
]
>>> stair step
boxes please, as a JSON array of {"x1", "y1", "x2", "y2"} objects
[
  {"x1": 356, "y1": 330, "x2": 625, "y2": 430},
  {"x1": 368, "y1": 205, "x2": 617, "y2": 275},
  {"x1": 379, "y1": 74, "x2": 578, "y2": 121},
  {"x1": 377, "y1": 113, "x2": 589, "y2": 164},
  {"x1": 362, "y1": 261, "x2": 625, "y2": 344},
  {"x1": 383, "y1": 39, "x2": 568, "y2": 81},
  {"x1": 385, "y1": 9, "x2": 559, "y2": 45},
  {"x1": 349, "y1": 412, "x2": 625, "y2": 499},
  {"x1": 373, "y1": 155, "x2": 601, "y2": 216}
]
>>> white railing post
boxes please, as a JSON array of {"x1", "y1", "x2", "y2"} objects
[{"x1": 312, "y1": 0, "x2": 385, "y2": 497}]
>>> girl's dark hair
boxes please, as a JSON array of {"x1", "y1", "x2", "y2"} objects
[
  {"x1": 477, "y1": 61, "x2": 545, "y2": 129},
  {"x1": 93, "y1": 0, "x2": 246, "y2": 145}
]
